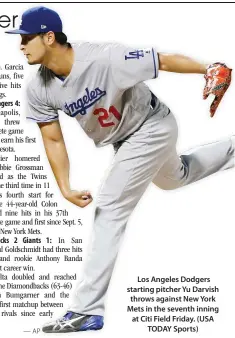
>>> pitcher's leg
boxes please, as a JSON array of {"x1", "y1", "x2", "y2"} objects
[
  {"x1": 68, "y1": 112, "x2": 178, "y2": 315},
  {"x1": 153, "y1": 137, "x2": 235, "y2": 190}
]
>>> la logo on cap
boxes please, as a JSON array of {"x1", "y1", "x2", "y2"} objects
[{"x1": 41, "y1": 25, "x2": 47, "y2": 29}]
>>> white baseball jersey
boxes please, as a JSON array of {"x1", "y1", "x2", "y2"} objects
[{"x1": 26, "y1": 41, "x2": 163, "y2": 146}]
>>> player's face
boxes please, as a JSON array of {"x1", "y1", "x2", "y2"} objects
[{"x1": 20, "y1": 34, "x2": 47, "y2": 65}]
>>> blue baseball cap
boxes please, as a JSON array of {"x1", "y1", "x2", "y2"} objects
[{"x1": 5, "y1": 6, "x2": 63, "y2": 34}]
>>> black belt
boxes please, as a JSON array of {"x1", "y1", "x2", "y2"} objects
[{"x1": 150, "y1": 92, "x2": 156, "y2": 109}]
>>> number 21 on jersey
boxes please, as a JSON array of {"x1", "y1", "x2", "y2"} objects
[{"x1": 93, "y1": 105, "x2": 121, "y2": 128}]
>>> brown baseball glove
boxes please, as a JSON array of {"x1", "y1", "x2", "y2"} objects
[{"x1": 203, "y1": 62, "x2": 232, "y2": 117}]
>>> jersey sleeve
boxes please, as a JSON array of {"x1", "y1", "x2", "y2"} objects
[
  {"x1": 109, "y1": 43, "x2": 159, "y2": 89},
  {"x1": 26, "y1": 82, "x2": 59, "y2": 123}
]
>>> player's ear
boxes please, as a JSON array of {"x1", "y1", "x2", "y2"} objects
[{"x1": 43, "y1": 31, "x2": 56, "y2": 46}]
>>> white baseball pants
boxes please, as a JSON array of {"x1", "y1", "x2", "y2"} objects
[{"x1": 68, "y1": 107, "x2": 234, "y2": 315}]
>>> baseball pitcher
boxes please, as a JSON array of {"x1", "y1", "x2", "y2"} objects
[{"x1": 6, "y1": 6, "x2": 233, "y2": 333}]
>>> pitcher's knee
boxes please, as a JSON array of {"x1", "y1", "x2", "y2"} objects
[
  {"x1": 158, "y1": 183, "x2": 180, "y2": 191},
  {"x1": 155, "y1": 177, "x2": 185, "y2": 191}
]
